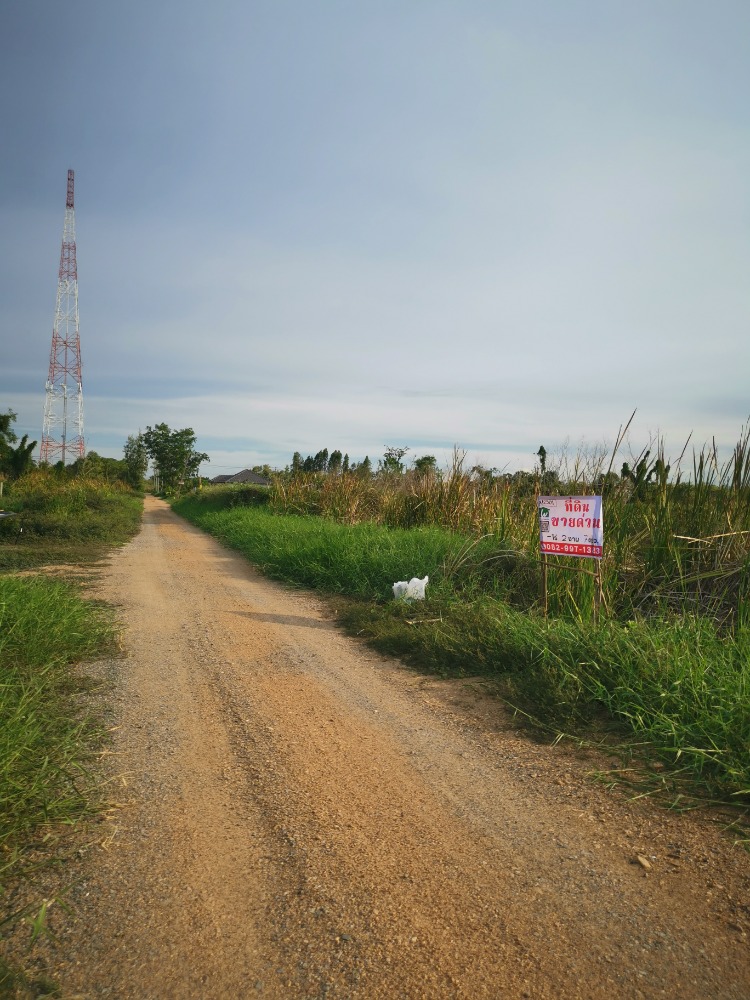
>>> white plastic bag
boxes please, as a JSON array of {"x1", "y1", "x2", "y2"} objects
[{"x1": 393, "y1": 575, "x2": 428, "y2": 600}]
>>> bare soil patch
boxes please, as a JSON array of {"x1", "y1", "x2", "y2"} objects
[{"x1": 7, "y1": 496, "x2": 749, "y2": 999}]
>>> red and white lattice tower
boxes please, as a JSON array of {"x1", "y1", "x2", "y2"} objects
[{"x1": 41, "y1": 169, "x2": 85, "y2": 464}]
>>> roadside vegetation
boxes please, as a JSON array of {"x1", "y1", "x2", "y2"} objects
[
  {"x1": 175, "y1": 425, "x2": 750, "y2": 802},
  {"x1": 0, "y1": 572, "x2": 118, "y2": 997},
  {"x1": 0, "y1": 574, "x2": 118, "y2": 862},
  {"x1": 0, "y1": 469, "x2": 142, "y2": 572},
  {"x1": 0, "y1": 461, "x2": 142, "y2": 988}
]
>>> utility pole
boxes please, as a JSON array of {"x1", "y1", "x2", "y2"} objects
[{"x1": 41, "y1": 169, "x2": 85, "y2": 465}]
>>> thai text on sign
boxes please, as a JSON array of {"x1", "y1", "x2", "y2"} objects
[{"x1": 537, "y1": 495, "x2": 603, "y2": 559}]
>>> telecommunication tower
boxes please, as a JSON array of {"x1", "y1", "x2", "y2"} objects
[{"x1": 40, "y1": 169, "x2": 85, "y2": 464}]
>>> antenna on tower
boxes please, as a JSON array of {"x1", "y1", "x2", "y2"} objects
[{"x1": 40, "y1": 169, "x2": 85, "y2": 465}]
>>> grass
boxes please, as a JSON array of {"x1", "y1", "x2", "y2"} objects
[
  {"x1": 0, "y1": 471, "x2": 140, "y2": 869},
  {"x1": 266, "y1": 428, "x2": 750, "y2": 628},
  {"x1": 0, "y1": 471, "x2": 141, "y2": 985},
  {"x1": 177, "y1": 496, "x2": 457, "y2": 599},
  {"x1": 0, "y1": 575, "x2": 118, "y2": 889},
  {"x1": 0, "y1": 470, "x2": 142, "y2": 572},
  {"x1": 175, "y1": 494, "x2": 750, "y2": 801}
]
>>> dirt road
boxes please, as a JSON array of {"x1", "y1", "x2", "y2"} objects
[{"x1": 29, "y1": 497, "x2": 750, "y2": 997}]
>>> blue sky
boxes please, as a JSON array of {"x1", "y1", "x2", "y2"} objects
[{"x1": 1, "y1": 0, "x2": 748, "y2": 475}]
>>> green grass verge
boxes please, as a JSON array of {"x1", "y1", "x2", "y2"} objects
[
  {"x1": 175, "y1": 496, "x2": 750, "y2": 799},
  {"x1": 0, "y1": 475, "x2": 141, "y2": 982},
  {"x1": 0, "y1": 576, "x2": 117, "y2": 869},
  {"x1": 0, "y1": 575, "x2": 119, "y2": 993},
  {"x1": 181, "y1": 501, "x2": 455, "y2": 599}
]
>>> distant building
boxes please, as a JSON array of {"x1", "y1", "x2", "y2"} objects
[{"x1": 209, "y1": 469, "x2": 271, "y2": 486}]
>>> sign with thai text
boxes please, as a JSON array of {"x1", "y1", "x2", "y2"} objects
[{"x1": 537, "y1": 495, "x2": 603, "y2": 559}]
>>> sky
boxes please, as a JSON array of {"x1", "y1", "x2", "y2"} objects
[{"x1": 1, "y1": 0, "x2": 749, "y2": 477}]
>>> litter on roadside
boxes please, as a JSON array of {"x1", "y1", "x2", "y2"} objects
[{"x1": 393, "y1": 576, "x2": 429, "y2": 600}]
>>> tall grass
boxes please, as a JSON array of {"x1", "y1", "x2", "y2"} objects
[
  {"x1": 0, "y1": 469, "x2": 142, "y2": 571},
  {"x1": 264, "y1": 430, "x2": 750, "y2": 626}
]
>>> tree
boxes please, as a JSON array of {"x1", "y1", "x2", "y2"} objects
[
  {"x1": 328, "y1": 450, "x2": 343, "y2": 474},
  {"x1": 76, "y1": 451, "x2": 104, "y2": 477},
  {"x1": 66, "y1": 451, "x2": 129, "y2": 482},
  {"x1": 0, "y1": 410, "x2": 18, "y2": 451},
  {"x1": 313, "y1": 448, "x2": 329, "y2": 472},
  {"x1": 291, "y1": 451, "x2": 303, "y2": 476},
  {"x1": 413, "y1": 455, "x2": 437, "y2": 475},
  {"x1": 5, "y1": 434, "x2": 36, "y2": 478},
  {"x1": 0, "y1": 410, "x2": 37, "y2": 480},
  {"x1": 142, "y1": 424, "x2": 209, "y2": 493},
  {"x1": 342, "y1": 453, "x2": 350, "y2": 474},
  {"x1": 471, "y1": 464, "x2": 495, "y2": 485},
  {"x1": 380, "y1": 445, "x2": 409, "y2": 474},
  {"x1": 124, "y1": 433, "x2": 149, "y2": 489},
  {"x1": 356, "y1": 456, "x2": 372, "y2": 478}
]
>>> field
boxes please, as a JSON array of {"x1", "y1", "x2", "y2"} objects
[{"x1": 175, "y1": 432, "x2": 750, "y2": 802}]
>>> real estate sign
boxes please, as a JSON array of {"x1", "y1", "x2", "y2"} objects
[{"x1": 537, "y1": 495, "x2": 603, "y2": 559}]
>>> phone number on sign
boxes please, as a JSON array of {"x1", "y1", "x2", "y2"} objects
[{"x1": 542, "y1": 542, "x2": 602, "y2": 557}]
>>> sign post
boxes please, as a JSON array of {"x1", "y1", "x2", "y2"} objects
[{"x1": 537, "y1": 496, "x2": 604, "y2": 618}]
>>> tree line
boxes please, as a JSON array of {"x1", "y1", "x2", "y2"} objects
[
  {"x1": 289, "y1": 446, "x2": 439, "y2": 477},
  {"x1": 4, "y1": 403, "x2": 643, "y2": 502},
  {"x1": 1, "y1": 410, "x2": 209, "y2": 497}
]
